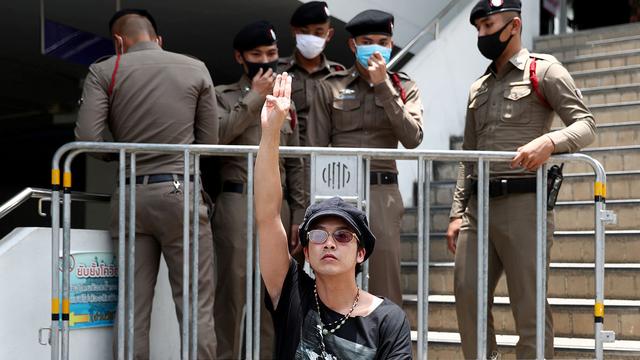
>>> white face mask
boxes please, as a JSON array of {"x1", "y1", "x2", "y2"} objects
[{"x1": 295, "y1": 33, "x2": 326, "y2": 59}]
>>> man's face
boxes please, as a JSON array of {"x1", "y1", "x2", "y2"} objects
[
  {"x1": 349, "y1": 34, "x2": 392, "y2": 54},
  {"x1": 292, "y1": 22, "x2": 333, "y2": 39},
  {"x1": 474, "y1": 13, "x2": 517, "y2": 40},
  {"x1": 239, "y1": 44, "x2": 279, "y2": 64},
  {"x1": 303, "y1": 216, "x2": 365, "y2": 277}
]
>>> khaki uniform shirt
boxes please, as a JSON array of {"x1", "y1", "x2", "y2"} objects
[
  {"x1": 307, "y1": 66, "x2": 424, "y2": 172},
  {"x1": 75, "y1": 42, "x2": 219, "y2": 175},
  {"x1": 450, "y1": 48, "x2": 596, "y2": 218},
  {"x1": 216, "y1": 75, "x2": 305, "y2": 223},
  {"x1": 277, "y1": 52, "x2": 345, "y2": 145}
]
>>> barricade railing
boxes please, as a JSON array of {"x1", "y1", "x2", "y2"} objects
[{"x1": 49, "y1": 142, "x2": 611, "y2": 360}]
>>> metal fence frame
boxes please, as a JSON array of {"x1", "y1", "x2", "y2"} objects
[{"x1": 49, "y1": 141, "x2": 609, "y2": 360}]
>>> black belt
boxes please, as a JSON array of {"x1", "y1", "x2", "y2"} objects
[
  {"x1": 470, "y1": 177, "x2": 537, "y2": 198},
  {"x1": 370, "y1": 172, "x2": 398, "y2": 185},
  {"x1": 222, "y1": 181, "x2": 245, "y2": 194},
  {"x1": 125, "y1": 174, "x2": 194, "y2": 185}
]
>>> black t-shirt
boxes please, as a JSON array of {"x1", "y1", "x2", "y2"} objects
[{"x1": 265, "y1": 260, "x2": 412, "y2": 359}]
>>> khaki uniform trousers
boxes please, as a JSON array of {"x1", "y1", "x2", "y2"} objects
[
  {"x1": 213, "y1": 191, "x2": 290, "y2": 359},
  {"x1": 110, "y1": 180, "x2": 216, "y2": 360},
  {"x1": 367, "y1": 184, "x2": 405, "y2": 306},
  {"x1": 454, "y1": 193, "x2": 554, "y2": 359}
]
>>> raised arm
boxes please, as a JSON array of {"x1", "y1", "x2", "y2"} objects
[{"x1": 255, "y1": 73, "x2": 294, "y2": 308}]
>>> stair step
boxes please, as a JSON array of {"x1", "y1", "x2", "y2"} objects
[
  {"x1": 580, "y1": 83, "x2": 640, "y2": 105},
  {"x1": 588, "y1": 101, "x2": 640, "y2": 125},
  {"x1": 572, "y1": 65, "x2": 640, "y2": 88},
  {"x1": 400, "y1": 262, "x2": 640, "y2": 300},
  {"x1": 414, "y1": 331, "x2": 640, "y2": 359},
  {"x1": 560, "y1": 170, "x2": 640, "y2": 201},
  {"x1": 402, "y1": 295, "x2": 640, "y2": 340},
  {"x1": 548, "y1": 38, "x2": 640, "y2": 63},
  {"x1": 565, "y1": 145, "x2": 640, "y2": 173},
  {"x1": 564, "y1": 49, "x2": 640, "y2": 72},
  {"x1": 401, "y1": 230, "x2": 640, "y2": 263},
  {"x1": 401, "y1": 199, "x2": 640, "y2": 232},
  {"x1": 534, "y1": 23, "x2": 640, "y2": 51}
]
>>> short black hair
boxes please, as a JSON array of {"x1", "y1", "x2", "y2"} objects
[{"x1": 109, "y1": 8, "x2": 158, "y2": 34}]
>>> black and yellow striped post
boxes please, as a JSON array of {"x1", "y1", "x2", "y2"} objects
[
  {"x1": 51, "y1": 168, "x2": 61, "y2": 359},
  {"x1": 594, "y1": 181, "x2": 606, "y2": 326},
  {"x1": 61, "y1": 170, "x2": 72, "y2": 360}
]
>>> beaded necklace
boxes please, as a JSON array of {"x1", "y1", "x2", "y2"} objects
[{"x1": 313, "y1": 282, "x2": 360, "y2": 358}]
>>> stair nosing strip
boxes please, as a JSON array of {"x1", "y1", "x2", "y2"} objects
[
  {"x1": 562, "y1": 48, "x2": 640, "y2": 64},
  {"x1": 401, "y1": 294, "x2": 640, "y2": 307},
  {"x1": 412, "y1": 330, "x2": 640, "y2": 351},
  {"x1": 402, "y1": 261, "x2": 640, "y2": 269},
  {"x1": 534, "y1": 35, "x2": 640, "y2": 54},
  {"x1": 571, "y1": 64, "x2": 640, "y2": 77},
  {"x1": 590, "y1": 99, "x2": 640, "y2": 108}
]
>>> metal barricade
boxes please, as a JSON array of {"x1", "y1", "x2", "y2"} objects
[{"x1": 49, "y1": 142, "x2": 611, "y2": 360}]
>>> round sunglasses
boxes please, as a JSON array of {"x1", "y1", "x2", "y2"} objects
[{"x1": 307, "y1": 229, "x2": 358, "y2": 244}]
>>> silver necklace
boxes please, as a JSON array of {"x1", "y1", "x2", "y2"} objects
[{"x1": 314, "y1": 282, "x2": 360, "y2": 358}]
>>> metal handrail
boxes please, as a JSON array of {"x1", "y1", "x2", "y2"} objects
[
  {"x1": 388, "y1": 0, "x2": 467, "y2": 69},
  {"x1": 0, "y1": 187, "x2": 110, "y2": 220}
]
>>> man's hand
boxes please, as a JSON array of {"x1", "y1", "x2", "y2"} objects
[
  {"x1": 260, "y1": 73, "x2": 292, "y2": 131},
  {"x1": 446, "y1": 218, "x2": 462, "y2": 255},
  {"x1": 252, "y1": 68, "x2": 275, "y2": 97},
  {"x1": 368, "y1": 52, "x2": 389, "y2": 85},
  {"x1": 511, "y1": 135, "x2": 555, "y2": 171}
]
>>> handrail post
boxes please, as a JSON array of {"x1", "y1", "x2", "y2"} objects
[
  {"x1": 476, "y1": 159, "x2": 489, "y2": 360},
  {"x1": 536, "y1": 165, "x2": 548, "y2": 359},
  {"x1": 416, "y1": 157, "x2": 431, "y2": 359},
  {"x1": 181, "y1": 150, "x2": 191, "y2": 360},
  {"x1": 127, "y1": 154, "x2": 136, "y2": 360},
  {"x1": 117, "y1": 149, "x2": 126, "y2": 360},
  {"x1": 190, "y1": 154, "x2": 201, "y2": 360}
]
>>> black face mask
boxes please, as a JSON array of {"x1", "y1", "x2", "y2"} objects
[
  {"x1": 477, "y1": 19, "x2": 514, "y2": 61},
  {"x1": 244, "y1": 59, "x2": 278, "y2": 79}
]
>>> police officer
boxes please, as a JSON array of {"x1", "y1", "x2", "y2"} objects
[
  {"x1": 75, "y1": 9, "x2": 218, "y2": 359},
  {"x1": 213, "y1": 20, "x2": 304, "y2": 359},
  {"x1": 278, "y1": 1, "x2": 345, "y2": 253},
  {"x1": 308, "y1": 9, "x2": 424, "y2": 306},
  {"x1": 446, "y1": 1, "x2": 596, "y2": 358}
]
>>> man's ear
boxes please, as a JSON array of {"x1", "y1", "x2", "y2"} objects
[
  {"x1": 113, "y1": 34, "x2": 124, "y2": 55},
  {"x1": 156, "y1": 35, "x2": 164, "y2": 47},
  {"x1": 303, "y1": 246, "x2": 310, "y2": 262},
  {"x1": 348, "y1": 38, "x2": 356, "y2": 54},
  {"x1": 511, "y1": 17, "x2": 522, "y2": 35},
  {"x1": 356, "y1": 247, "x2": 366, "y2": 264},
  {"x1": 326, "y1": 27, "x2": 335, "y2": 42},
  {"x1": 234, "y1": 50, "x2": 245, "y2": 65}
]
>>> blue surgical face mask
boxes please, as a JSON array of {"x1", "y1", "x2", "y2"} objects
[{"x1": 355, "y1": 43, "x2": 392, "y2": 67}]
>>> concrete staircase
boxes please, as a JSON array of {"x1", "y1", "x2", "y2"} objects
[{"x1": 401, "y1": 22, "x2": 640, "y2": 359}]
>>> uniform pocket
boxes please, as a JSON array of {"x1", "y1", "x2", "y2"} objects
[
  {"x1": 374, "y1": 96, "x2": 392, "y2": 129},
  {"x1": 332, "y1": 98, "x2": 362, "y2": 131},
  {"x1": 468, "y1": 90, "x2": 489, "y2": 131},
  {"x1": 502, "y1": 85, "x2": 533, "y2": 124},
  {"x1": 291, "y1": 78, "x2": 306, "y2": 110}
]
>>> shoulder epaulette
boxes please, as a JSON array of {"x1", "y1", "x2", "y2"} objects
[
  {"x1": 529, "y1": 52, "x2": 560, "y2": 64},
  {"x1": 322, "y1": 68, "x2": 351, "y2": 81},
  {"x1": 391, "y1": 71, "x2": 411, "y2": 81},
  {"x1": 93, "y1": 54, "x2": 114, "y2": 65}
]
